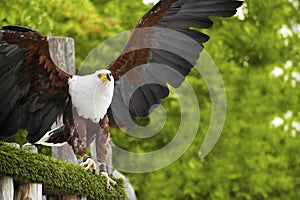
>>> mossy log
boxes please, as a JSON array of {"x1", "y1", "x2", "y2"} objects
[{"x1": 0, "y1": 142, "x2": 127, "y2": 200}]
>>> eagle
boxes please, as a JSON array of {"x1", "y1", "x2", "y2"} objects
[{"x1": 0, "y1": 0, "x2": 242, "y2": 190}]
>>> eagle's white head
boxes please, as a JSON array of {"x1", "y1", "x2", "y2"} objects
[
  {"x1": 95, "y1": 69, "x2": 114, "y2": 84},
  {"x1": 68, "y1": 69, "x2": 114, "y2": 123}
]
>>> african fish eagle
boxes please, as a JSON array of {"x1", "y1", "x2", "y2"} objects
[{"x1": 0, "y1": 0, "x2": 243, "y2": 190}]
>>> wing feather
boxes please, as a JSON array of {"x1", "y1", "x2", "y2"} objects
[
  {"x1": 108, "y1": 0, "x2": 242, "y2": 127},
  {"x1": 0, "y1": 26, "x2": 71, "y2": 142}
]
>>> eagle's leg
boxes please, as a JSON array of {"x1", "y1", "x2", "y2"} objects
[
  {"x1": 64, "y1": 103, "x2": 97, "y2": 172},
  {"x1": 97, "y1": 115, "x2": 118, "y2": 191},
  {"x1": 67, "y1": 126, "x2": 97, "y2": 173}
]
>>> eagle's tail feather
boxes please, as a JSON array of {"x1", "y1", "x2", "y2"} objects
[{"x1": 35, "y1": 125, "x2": 67, "y2": 146}]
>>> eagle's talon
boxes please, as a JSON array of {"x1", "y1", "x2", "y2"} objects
[
  {"x1": 107, "y1": 185, "x2": 112, "y2": 193},
  {"x1": 101, "y1": 171, "x2": 117, "y2": 191},
  {"x1": 79, "y1": 157, "x2": 97, "y2": 172}
]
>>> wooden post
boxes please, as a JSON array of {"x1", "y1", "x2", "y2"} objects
[
  {"x1": 48, "y1": 36, "x2": 76, "y2": 75},
  {"x1": 0, "y1": 143, "x2": 20, "y2": 200},
  {"x1": 49, "y1": 36, "x2": 78, "y2": 164},
  {"x1": 0, "y1": 176, "x2": 14, "y2": 200},
  {"x1": 15, "y1": 145, "x2": 42, "y2": 200},
  {"x1": 49, "y1": 36, "x2": 78, "y2": 165},
  {"x1": 49, "y1": 37, "x2": 85, "y2": 199}
]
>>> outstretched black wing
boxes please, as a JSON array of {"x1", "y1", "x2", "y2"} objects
[
  {"x1": 108, "y1": 0, "x2": 243, "y2": 127},
  {"x1": 0, "y1": 26, "x2": 71, "y2": 143}
]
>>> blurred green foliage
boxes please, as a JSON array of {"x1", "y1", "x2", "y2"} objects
[
  {"x1": 0, "y1": 0, "x2": 147, "y2": 69},
  {"x1": 1, "y1": 0, "x2": 300, "y2": 199}
]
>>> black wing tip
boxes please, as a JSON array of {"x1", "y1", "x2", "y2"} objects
[
  {"x1": 233, "y1": 1, "x2": 244, "y2": 10},
  {"x1": 1, "y1": 25, "x2": 36, "y2": 33},
  {"x1": 236, "y1": 0, "x2": 244, "y2": 6}
]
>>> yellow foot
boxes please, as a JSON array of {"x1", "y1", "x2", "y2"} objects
[
  {"x1": 80, "y1": 157, "x2": 97, "y2": 173},
  {"x1": 101, "y1": 171, "x2": 118, "y2": 192}
]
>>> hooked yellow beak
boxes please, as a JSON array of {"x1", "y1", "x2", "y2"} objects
[{"x1": 99, "y1": 73, "x2": 107, "y2": 82}]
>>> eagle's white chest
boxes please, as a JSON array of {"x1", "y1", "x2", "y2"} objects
[{"x1": 68, "y1": 73, "x2": 114, "y2": 123}]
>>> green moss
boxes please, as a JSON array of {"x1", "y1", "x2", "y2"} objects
[{"x1": 0, "y1": 142, "x2": 127, "y2": 200}]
